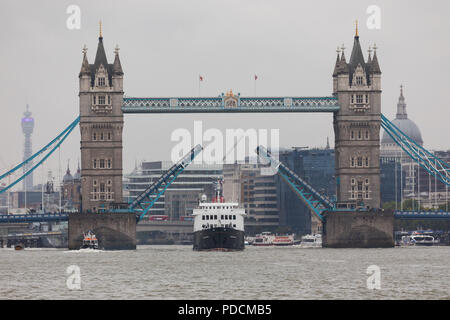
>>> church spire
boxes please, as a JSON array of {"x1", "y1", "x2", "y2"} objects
[{"x1": 396, "y1": 85, "x2": 408, "y2": 119}]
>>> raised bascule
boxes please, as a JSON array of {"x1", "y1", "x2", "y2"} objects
[{"x1": 1, "y1": 25, "x2": 449, "y2": 249}]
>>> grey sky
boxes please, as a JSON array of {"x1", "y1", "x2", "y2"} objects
[{"x1": 0, "y1": 0, "x2": 449, "y2": 187}]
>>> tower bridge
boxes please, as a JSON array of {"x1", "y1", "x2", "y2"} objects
[
  {"x1": 1, "y1": 27, "x2": 449, "y2": 249},
  {"x1": 79, "y1": 28, "x2": 382, "y2": 214}
]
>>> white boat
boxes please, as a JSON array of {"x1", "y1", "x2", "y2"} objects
[
  {"x1": 409, "y1": 233, "x2": 435, "y2": 246},
  {"x1": 192, "y1": 187, "x2": 246, "y2": 251},
  {"x1": 252, "y1": 232, "x2": 275, "y2": 246},
  {"x1": 272, "y1": 234, "x2": 295, "y2": 246},
  {"x1": 299, "y1": 234, "x2": 322, "y2": 248}
]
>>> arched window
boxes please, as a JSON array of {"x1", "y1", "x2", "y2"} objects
[
  {"x1": 357, "y1": 157, "x2": 363, "y2": 167},
  {"x1": 356, "y1": 76, "x2": 363, "y2": 85}
]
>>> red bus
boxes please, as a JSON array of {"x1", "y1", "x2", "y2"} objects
[
  {"x1": 180, "y1": 216, "x2": 194, "y2": 221},
  {"x1": 148, "y1": 215, "x2": 169, "y2": 221}
]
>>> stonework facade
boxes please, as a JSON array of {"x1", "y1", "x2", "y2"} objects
[
  {"x1": 333, "y1": 34, "x2": 382, "y2": 209},
  {"x1": 79, "y1": 35, "x2": 124, "y2": 212}
]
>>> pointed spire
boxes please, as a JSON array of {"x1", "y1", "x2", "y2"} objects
[
  {"x1": 333, "y1": 46, "x2": 341, "y2": 77},
  {"x1": 63, "y1": 161, "x2": 73, "y2": 182},
  {"x1": 340, "y1": 43, "x2": 346, "y2": 59},
  {"x1": 349, "y1": 31, "x2": 366, "y2": 71},
  {"x1": 72, "y1": 159, "x2": 81, "y2": 180},
  {"x1": 113, "y1": 45, "x2": 123, "y2": 75},
  {"x1": 66, "y1": 160, "x2": 71, "y2": 175},
  {"x1": 94, "y1": 23, "x2": 108, "y2": 69},
  {"x1": 367, "y1": 46, "x2": 372, "y2": 64},
  {"x1": 396, "y1": 85, "x2": 408, "y2": 119},
  {"x1": 79, "y1": 45, "x2": 91, "y2": 77},
  {"x1": 370, "y1": 43, "x2": 381, "y2": 74},
  {"x1": 338, "y1": 44, "x2": 349, "y2": 74}
]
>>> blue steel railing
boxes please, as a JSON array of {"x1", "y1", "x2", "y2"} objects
[
  {"x1": 0, "y1": 212, "x2": 69, "y2": 223},
  {"x1": 122, "y1": 96, "x2": 340, "y2": 113},
  {"x1": 394, "y1": 211, "x2": 450, "y2": 220}
]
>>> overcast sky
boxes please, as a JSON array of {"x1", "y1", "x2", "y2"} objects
[{"x1": 0, "y1": 0, "x2": 449, "y2": 187}]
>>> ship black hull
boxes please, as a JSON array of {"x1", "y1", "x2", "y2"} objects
[{"x1": 193, "y1": 227, "x2": 245, "y2": 251}]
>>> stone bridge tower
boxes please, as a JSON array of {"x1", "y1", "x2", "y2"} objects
[
  {"x1": 332, "y1": 28, "x2": 382, "y2": 209},
  {"x1": 78, "y1": 29, "x2": 124, "y2": 212}
]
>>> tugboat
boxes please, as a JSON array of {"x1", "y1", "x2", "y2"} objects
[
  {"x1": 80, "y1": 230, "x2": 99, "y2": 249},
  {"x1": 192, "y1": 180, "x2": 246, "y2": 251}
]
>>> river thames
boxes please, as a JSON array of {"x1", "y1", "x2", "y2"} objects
[{"x1": 0, "y1": 245, "x2": 449, "y2": 299}]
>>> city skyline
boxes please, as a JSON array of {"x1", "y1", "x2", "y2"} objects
[{"x1": 1, "y1": 0, "x2": 449, "y2": 183}]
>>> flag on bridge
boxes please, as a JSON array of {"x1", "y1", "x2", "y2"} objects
[{"x1": 198, "y1": 75, "x2": 204, "y2": 97}]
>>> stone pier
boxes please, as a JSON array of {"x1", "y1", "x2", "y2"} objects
[
  {"x1": 322, "y1": 210, "x2": 394, "y2": 248},
  {"x1": 68, "y1": 212, "x2": 136, "y2": 250}
]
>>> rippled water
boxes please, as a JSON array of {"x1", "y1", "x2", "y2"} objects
[{"x1": 0, "y1": 245, "x2": 449, "y2": 299}]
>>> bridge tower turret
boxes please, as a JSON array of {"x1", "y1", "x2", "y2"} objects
[
  {"x1": 78, "y1": 28, "x2": 124, "y2": 212},
  {"x1": 332, "y1": 27, "x2": 382, "y2": 209}
]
